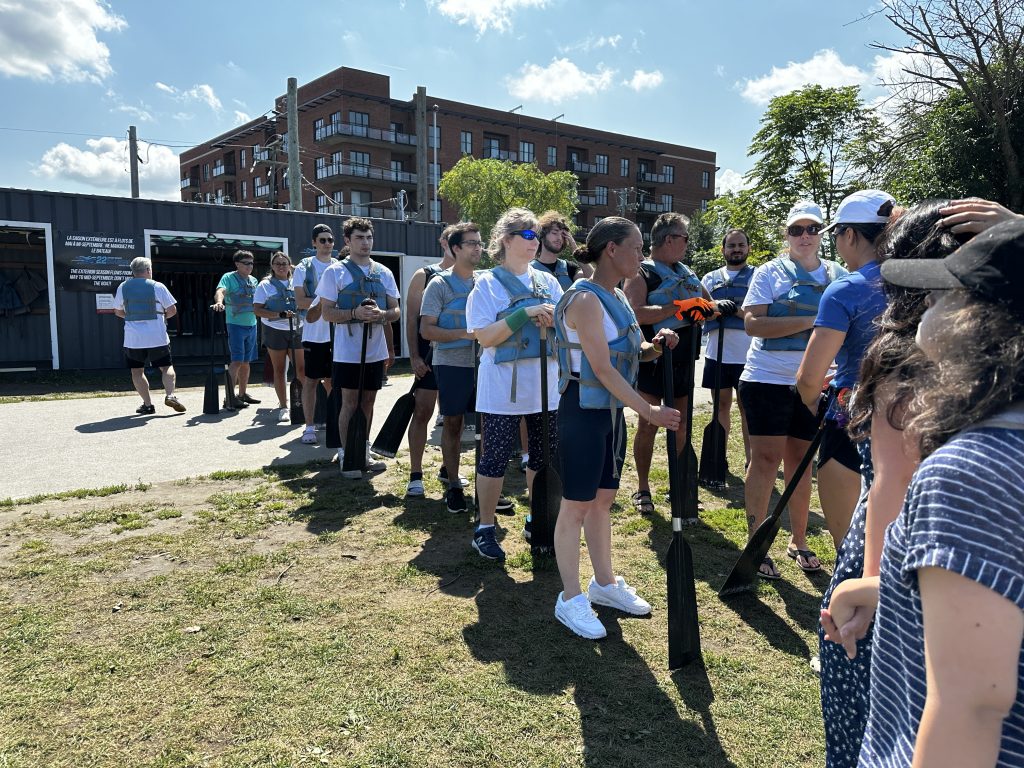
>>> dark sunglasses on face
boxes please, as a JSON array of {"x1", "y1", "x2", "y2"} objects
[
  {"x1": 317, "y1": 237, "x2": 334, "y2": 244},
  {"x1": 668, "y1": 233, "x2": 689, "y2": 242},
  {"x1": 511, "y1": 229, "x2": 538, "y2": 240},
  {"x1": 787, "y1": 224, "x2": 823, "y2": 237},
  {"x1": 273, "y1": 261, "x2": 290, "y2": 267}
]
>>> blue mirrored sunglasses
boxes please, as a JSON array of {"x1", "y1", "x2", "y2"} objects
[{"x1": 511, "y1": 229, "x2": 538, "y2": 240}]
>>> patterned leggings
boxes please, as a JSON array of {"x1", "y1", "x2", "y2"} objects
[{"x1": 477, "y1": 411, "x2": 559, "y2": 478}]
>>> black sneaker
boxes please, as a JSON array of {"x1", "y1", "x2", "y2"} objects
[
  {"x1": 239, "y1": 393, "x2": 261, "y2": 404},
  {"x1": 446, "y1": 487, "x2": 467, "y2": 514},
  {"x1": 135, "y1": 403, "x2": 156, "y2": 415},
  {"x1": 495, "y1": 496, "x2": 515, "y2": 514}
]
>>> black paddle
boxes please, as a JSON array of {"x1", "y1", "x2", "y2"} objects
[
  {"x1": 698, "y1": 324, "x2": 728, "y2": 488},
  {"x1": 341, "y1": 299, "x2": 376, "y2": 476},
  {"x1": 663, "y1": 344, "x2": 701, "y2": 668},
  {"x1": 371, "y1": 350, "x2": 432, "y2": 459},
  {"x1": 203, "y1": 306, "x2": 219, "y2": 414},
  {"x1": 718, "y1": 391, "x2": 834, "y2": 598},
  {"x1": 287, "y1": 316, "x2": 304, "y2": 425},
  {"x1": 473, "y1": 340, "x2": 482, "y2": 518},
  {"x1": 325, "y1": 387, "x2": 341, "y2": 449},
  {"x1": 530, "y1": 325, "x2": 561, "y2": 559},
  {"x1": 682, "y1": 325, "x2": 700, "y2": 521},
  {"x1": 220, "y1": 312, "x2": 242, "y2": 410}
]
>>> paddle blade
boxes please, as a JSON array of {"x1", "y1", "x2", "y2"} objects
[
  {"x1": 290, "y1": 379, "x2": 304, "y2": 425},
  {"x1": 342, "y1": 410, "x2": 368, "y2": 474},
  {"x1": 203, "y1": 367, "x2": 220, "y2": 415},
  {"x1": 718, "y1": 511, "x2": 785, "y2": 598},
  {"x1": 314, "y1": 382, "x2": 328, "y2": 426},
  {"x1": 224, "y1": 370, "x2": 241, "y2": 410},
  {"x1": 530, "y1": 467, "x2": 562, "y2": 556},
  {"x1": 370, "y1": 393, "x2": 415, "y2": 459},
  {"x1": 325, "y1": 389, "x2": 341, "y2": 449},
  {"x1": 667, "y1": 532, "x2": 702, "y2": 668},
  {"x1": 698, "y1": 420, "x2": 728, "y2": 488}
]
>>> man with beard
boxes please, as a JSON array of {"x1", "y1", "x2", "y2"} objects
[{"x1": 531, "y1": 210, "x2": 592, "y2": 290}]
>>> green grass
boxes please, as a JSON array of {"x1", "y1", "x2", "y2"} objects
[
  {"x1": 1, "y1": 482, "x2": 150, "y2": 507},
  {"x1": 0, "y1": 407, "x2": 832, "y2": 767}
]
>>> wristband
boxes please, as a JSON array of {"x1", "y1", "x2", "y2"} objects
[{"x1": 504, "y1": 308, "x2": 530, "y2": 333}]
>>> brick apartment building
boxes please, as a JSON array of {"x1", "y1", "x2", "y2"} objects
[{"x1": 179, "y1": 66, "x2": 717, "y2": 239}]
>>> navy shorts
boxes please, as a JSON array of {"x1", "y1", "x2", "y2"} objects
[
  {"x1": 738, "y1": 381, "x2": 818, "y2": 441},
  {"x1": 435, "y1": 365, "x2": 474, "y2": 417},
  {"x1": 332, "y1": 360, "x2": 386, "y2": 391},
  {"x1": 701, "y1": 359, "x2": 745, "y2": 390},
  {"x1": 557, "y1": 381, "x2": 626, "y2": 501},
  {"x1": 303, "y1": 341, "x2": 332, "y2": 380},
  {"x1": 124, "y1": 345, "x2": 172, "y2": 369},
  {"x1": 227, "y1": 323, "x2": 259, "y2": 362},
  {"x1": 818, "y1": 419, "x2": 862, "y2": 472}
]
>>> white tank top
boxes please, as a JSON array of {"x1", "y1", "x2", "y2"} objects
[{"x1": 562, "y1": 291, "x2": 620, "y2": 372}]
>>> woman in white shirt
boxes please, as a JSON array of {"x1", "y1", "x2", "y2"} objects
[{"x1": 254, "y1": 252, "x2": 304, "y2": 423}]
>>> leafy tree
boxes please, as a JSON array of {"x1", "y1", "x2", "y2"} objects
[{"x1": 438, "y1": 157, "x2": 579, "y2": 250}]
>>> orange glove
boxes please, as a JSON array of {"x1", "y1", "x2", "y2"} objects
[{"x1": 673, "y1": 297, "x2": 716, "y2": 323}]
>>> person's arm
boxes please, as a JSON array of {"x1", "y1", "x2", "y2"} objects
[
  {"x1": 567, "y1": 292, "x2": 680, "y2": 429},
  {"x1": 577, "y1": 261, "x2": 594, "y2": 279},
  {"x1": 383, "y1": 320, "x2": 395, "y2": 371},
  {"x1": 405, "y1": 269, "x2": 430, "y2": 377},
  {"x1": 912, "y1": 567, "x2": 1023, "y2": 768},
  {"x1": 164, "y1": 303, "x2": 177, "y2": 320},
  {"x1": 820, "y1": 575, "x2": 880, "y2": 659},
  {"x1": 305, "y1": 298, "x2": 322, "y2": 324},
  {"x1": 939, "y1": 198, "x2": 1023, "y2": 235},
  {"x1": 795, "y1": 327, "x2": 845, "y2": 410},
  {"x1": 382, "y1": 294, "x2": 401, "y2": 324},
  {"x1": 293, "y1": 266, "x2": 313, "y2": 311},
  {"x1": 622, "y1": 273, "x2": 676, "y2": 327},
  {"x1": 743, "y1": 303, "x2": 815, "y2": 338},
  {"x1": 420, "y1": 314, "x2": 472, "y2": 343},
  {"x1": 213, "y1": 286, "x2": 226, "y2": 311}
]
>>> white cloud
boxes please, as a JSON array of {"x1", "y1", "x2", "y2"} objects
[
  {"x1": 507, "y1": 58, "x2": 615, "y2": 102},
  {"x1": 155, "y1": 81, "x2": 176, "y2": 94},
  {"x1": 560, "y1": 34, "x2": 621, "y2": 53},
  {"x1": 715, "y1": 64, "x2": 725, "y2": 78},
  {"x1": 430, "y1": 0, "x2": 548, "y2": 34},
  {"x1": 182, "y1": 84, "x2": 222, "y2": 111},
  {"x1": 716, "y1": 169, "x2": 751, "y2": 196},
  {"x1": 172, "y1": 112, "x2": 194, "y2": 122},
  {"x1": 0, "y1": 0, "x2": 126, "y2": 82},
  {"x1": 624, "y1": 69, "x2": 663, "y2": 91},
  {"x1": 113, "y1": 104, "x2": 153, "y2": 122},
  {"x1": 34, "y1": 137, "x2": 180, "y2": 200},
  {"x1": 739, "y1": 49, "x2": 869, "y2": 105},
  {"x1": 233, "y1": 110, "x2": 252, "y2": 124}
]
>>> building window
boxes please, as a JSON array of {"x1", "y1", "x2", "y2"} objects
[
  {"x1": 596, "y1": 154, "x2": 608, "y2": 174},
  {"x1": 429, "y1": 124, "x2": 440, "y2": 149},
  {"x1": 351, "y1": 190, "x2": 370, "y2": 216},
  {"x1": 350, "y1": 151, "x2": 370, "y2": 176},
  {"x1": 484, "y1": 137, "x2": 499, "y2": 158},
  {"x1": 702, "y1": 170, "x2": 711, "y2": 188},
  {"x1": 203, "y1": 163, "x2": 210, "y2": 181},
  {"x1": 662, "y1": 194, "x2": 673, "y2": 211},
  {"x1": 239, "y1": 149, "x2": 247, "y2": 169},
  {"x1": 620, "y1": 158, "x2": 629, "y2": 177},
  {"x1": 241, "y1": 180, "x2": 247, "y2": 200},
  {"x1": 662, "y1": 165, "x2": 675, "y2": 183},
  {"x1": 595, "y1": 186, "x2": 608, "y2": 205},
  {"x1": 547, "y1": 145, "x2": 556, "y2": 166},
  {"x1": 429, "y1": 162, "x2": 440, "y2": 184},
  {"x1": 431, "y1": 199, "x2": 441, "y2": 223},
  {"x1": 460, "y1": 131, "x2": 473, "y2": 155},
  {"x1": 330, "y1": 111, "x2": 341, "y2": 125},
  {"x1": 349, "y1": 111, "x2": 369, "y2": 136},
  {"x1": 519, "y1": 141, "x2": 535, "y2": 163},
  {"x1": 391, "y1": 160, "x2": 406, "y2": 181},
  {"x1": 390, "y1": 121, "x2": 403, "y2": 134},
  {"x1": 316, "y1": 194, "x2": 326, "y2": 212},
  {"x1": 702, "y1": 199, "x2": 709, "y2": 211}
]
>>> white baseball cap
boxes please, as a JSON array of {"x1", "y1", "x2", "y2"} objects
[
  {"x1": 785, "y1": 199, "x2": 824, "y2": 227},
  {"x1": 821, "y1": 189, "x2": 897, "y2": 233}
]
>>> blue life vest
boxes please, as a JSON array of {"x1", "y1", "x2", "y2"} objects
[
  {"x1": 223, "y1": 272, "x2": 256, "y2": 319},
  {"x1": 337, "y1": 258, "x2": 387, "y2": 335},
  {"x1": 121, "y1": 277, "x2": 158, "y2": 322},
  {"x1": 491, "y1": 265, "x2": 553, "y2": 402},
  {"x1": 704, "y1": 265, "x2": 754, "y2": 332},
  {"x1": 298, "y1": 256, "x2": 335, "y2": 319},
  {"x1": 760, "y1": 256, "x2": 840, "y2": 351},
  {"x1": 262, "y1": 277, "x2": 296, "y2": 314},
  {"x1": 435, "y1": 270, "x2": 475, "y2": 350},
  {"x1": 532, "y1": 257, "x2": 575, "y2": 291},
  {"x1": 644, "y1": 259, "x2": 703, "y2": 333}
]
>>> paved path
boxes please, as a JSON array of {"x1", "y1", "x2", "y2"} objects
[{"x1": 2, "y1": 361, "x2": 712, "y2": 500}]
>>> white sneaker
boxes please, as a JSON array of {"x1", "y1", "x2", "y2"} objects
[
  {"x1": 587, "y1": 576, "x2": 652, "y2": 616},
  {"x1": 438, "y1": 471, "x2": 469, "y2": 489},
  {"x1": 365, "y1": 451, "x2": 386, "y2": 474},
  {"x1": 406, "y1": 479, "x2": 425, "y2": 497},
  {"x1": 301, "y1": 428, "x2": 317, "y2": 445},
  {"x1": 278, "y1": 408, "x2": 290, "y2": 423},
  {"x1": 555, "y1": 592, "x2": 607, "y2": 640}
]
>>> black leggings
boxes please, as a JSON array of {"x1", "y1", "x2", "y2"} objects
[{"x1": 477, "y1": 411, "x2": 558, "y2": 478}]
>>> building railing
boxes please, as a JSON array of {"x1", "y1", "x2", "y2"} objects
[
  {"x1": 567, "y1": 159, "x2": 601, "y2": 174},
  {"x1": 253, "y1": 149, "x2": 271, "y2": 162},
  {"x1": 483, "y1": 146, "x2": 518, "y2": 161},
  {"x1": 637, "y1": 169, "x2": 671, "y2": 184},
  {"x1": 253, "y1": 183, "x2": 271, "y2": 198},
  {"x1": 212, "y1": 165, "x2": 236, "y2": 178},
  {"x1": 180, "y1": 177, "x2": 198, "y2": 189},
  {"x1": 315, "y1": 202, "x2": 403, "y2": 220},
  {"x1": 314, "y1": 121, "x2": 417, "y2": 147},
  {"x1": 637, "y1": 199, "x2": 671, "y2": 214},
  {"x1": 315, "y1": 163, "x2": 417, "y2": 184},
  {"x1": 578, "y1": 193, "x2": 607, "y2": 207}
]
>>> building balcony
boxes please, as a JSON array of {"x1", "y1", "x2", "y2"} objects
[
  {"x1": 180, "y1": 177, "x2": 199, "y2": 190},
  {"x1": 315, "y1": 163, "x2": 417, "y2": 185},
  {"x1": 636, "y1": 200, "x2": 671, "y2": 214},
  {"x1": 566, "y1": 159, "x2": 601, "y2": 175},
  {"x1": 313, "y1": 122, "x2": 417, "y2": 153},
  {"x1": 253, "y1": 149, "x2": 271, "y2": 162},
  {"x1": 483, "y1": 147, "x2": 518, "y2": 161},
  {"x1": 253, "y1": 183, "x2": 271, "y2": 199},
  {"x1": 577, "y1": 194, "x2": 608, "y2": 207},
  {"x1": 637, "y1": 169, "x2": 672, "y2": 184},
  {"x1": 212, "y1": 165, "x2": 236, "y2": 180},
  {"x1": 315, "y1": 202, "x2": 405, "y2": 220}
]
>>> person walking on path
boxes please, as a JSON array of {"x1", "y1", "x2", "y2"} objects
[
  {"x1": 113, "y1": 256, "x2": 186, "y2": 415},
  {"x1": 254, "y1": 251, "x2": 304, "y2": 423},
  {"x1": 213, "y1": 250, "x2": 260, "y2": 409}
]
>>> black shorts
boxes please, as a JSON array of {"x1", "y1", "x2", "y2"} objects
[
  {"x1": 332, "y1": 360, "x2": 386, "y2": 391},
  {"x1": 435, "y1": 365, "x2": 474, "y2": 416},
  {"x1": 124, "y1": 345, "x2": 172, "y2": 369},
  {"x1": 637, "y1": 354, "x2": 691, "y2": 400},
  {"x1": 701, "y1": 359, "x2": 745, "y2": 390},
  {"x1": 818, "y1": 419, "x2": 862, "y2": 472},
  {"x1": 738, "y1": 381, "x2": 818, "y2": 441},
  {"x1": 557, "y1": 381, "x2": 626, "y2": 501},
  {"x1": 303, "y1": 341, "x2": 333, "y2": 380}
]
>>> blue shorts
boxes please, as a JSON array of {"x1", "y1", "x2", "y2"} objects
[
  {"x1": 435, "y1": 365, "x2": 475, "y2": 417},
  {"x1": 227, "y1": 323, "x2": 258, "y2": 363},
  {"x1": 556, "y1": 381, "x2": 626, "y2": 501}
]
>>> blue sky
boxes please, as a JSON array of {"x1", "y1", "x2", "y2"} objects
[{"x1": 0, "y1": 0, "x2": 910, "y2": 203}]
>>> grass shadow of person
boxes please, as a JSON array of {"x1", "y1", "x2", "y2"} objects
[{"x1": 278, "y1": 463, "x2": 403, "y2": 536}]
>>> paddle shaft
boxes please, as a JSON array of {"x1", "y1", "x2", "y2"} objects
[{"x1": 710, "y1": 324, "x2": 725, "y2": 456}]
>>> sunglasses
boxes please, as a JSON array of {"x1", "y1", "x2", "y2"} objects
[
  {"x1": 317, "y1": 237, "x2": 334, "y2": 244},
  {"x1": 511, "y1": 229, "x2": 538, "y2": 240},
  {"x1": 787, "y1": 224, "x2": 823, "y2": 237},
  {"x1": 667, "y1": 233, "x2": 690, "y2": 242},
  {"x1": 237, "y1": 261, "x2": 254, "y2": 266},
  {"x1": 272, "y1": 261, "x2": 291, "y2": 267}
]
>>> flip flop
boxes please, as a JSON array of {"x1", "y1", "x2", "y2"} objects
[
  {"x1": 757, "y1": 556, "x2": 781, "y2": 580},
  {"x1": 787, "y1": 546, "x2": 822, "y2": 573}
]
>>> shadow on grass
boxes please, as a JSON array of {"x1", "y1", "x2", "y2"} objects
[{"x1": 277, "y1": 463, "x2": 404, "y2": 535}]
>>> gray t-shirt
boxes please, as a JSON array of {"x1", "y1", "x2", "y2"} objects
[{"x1": 420, "y1": 271, "x2": 476, "y2": 368}]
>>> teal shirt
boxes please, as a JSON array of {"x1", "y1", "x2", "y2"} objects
[{"x1": 217, "y1": 271, "x2": 258, "y2": 327}]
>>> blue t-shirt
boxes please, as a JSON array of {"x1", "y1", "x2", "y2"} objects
[
  {"x1": 813, "y1": 260, "x2": 887, "y2": 389},
  {"x1": 859, "y1": 425, "x2": 1024, "y2": 767}
]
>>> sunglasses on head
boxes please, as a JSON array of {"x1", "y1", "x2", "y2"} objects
[
  {"x1": 511, "y1": 229, "x2": 538, "y2": 240},
  {"x1": 787, "y1": 224, "x2": 823, "y2": 237},
  {"x1": 317, "y1": 237, "x2": 334, "y2": 244}
]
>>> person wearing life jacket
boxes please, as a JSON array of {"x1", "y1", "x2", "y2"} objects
[
  {"x1": 532, "y1": 210, "x2": 593, "y2": 291},
  {"x1": 293, "y1": 224, "x2": 339, "y2": 444},
  {"x1": 420, "y1": 223, "x2": 484, "y2": 514},
  {"x1": 701, "y1": 228, "x2": 755, "y2": 470},
  {"x1": 623, "y1": 212, "x2": 717, "y2": 517},
  {"x1": 551, "y1": 217, "x2": 682, "y2": 640},
  {"x1": 113, "y1": 256, "x2": 186, "y2": 415},
  {"x1": 739, "y1": 199, "x2": 849, "y2": 580},
  {"x1": 213, "y1": 249, "x2": 260, "y2": 409},
  {"x1": 466, "y1": 208, "x2": 563, "y2": 562},
  {"x1": 315, "y1": 218, "x2": 402, "y2": 478},
  {"x1": 254, "y1": 251, "x2": 304, "y2": 424}
]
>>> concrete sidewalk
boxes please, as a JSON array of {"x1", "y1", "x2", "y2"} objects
[{"x1": 2, "y1": 361, "x2": 712, "y2": 500}]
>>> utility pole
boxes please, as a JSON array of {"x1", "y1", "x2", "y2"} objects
[
  {"x1": 432, "y1": 104, "x2": 439, "y2": 223},
  {"x1": 287, "y1": 78, "x2": 301, "y2": 211},
  {"x1": 128, "y1": 125, "x2": 140, "y2": 198}
]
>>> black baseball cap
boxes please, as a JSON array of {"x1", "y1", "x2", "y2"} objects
[{"x1": 881, "y1": 218, "x2": 1024, "y2": 316}]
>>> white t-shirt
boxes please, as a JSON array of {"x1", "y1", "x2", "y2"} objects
[
  {"x1": 561, "y1": 288, "x2": 622, "y2": 373},
  {"x1": 113, "y1": 280, "x2": 176, "y2": 349},
  {"x1": 467, "y1": 267, "x2": 563, "y2": 415},
  {"x1": 701, "y1": 267, "x2": 753, "y2": 365},
  {"x1": 254, "y1": 277, "x2": 299, "y2": 332},
  {"x1": 740, "y1": 257, "x2": 847, "y2": 386},
  {"x1": 293, "y1": 257, "x2": 336, "y2": 344},
  {"x1": 315, "y1": 260, "x2": 401, "y2": 364}
]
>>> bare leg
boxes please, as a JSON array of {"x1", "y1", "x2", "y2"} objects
[
  {"x1": 743, "y1": 434, "x2": 787, "y2": 534},
  {"x1": 476, "y1": 475, "x2": 504, "y2": 527},
  {"x1": 554, "y1": 497, "x2": 591, "y2": 599},
  {"x1": 817, "y1": 459, "x2": 861, "y2": 549},
  {"x1": 782, "y1": 436, "x2": 816, "y2": 567},
  {"x1": 441, "y1": 414, "x2": 464, "y2": 482},
  {"x1": 268, "y1": 348, "x2": 288, "y2": 407},
  {"x1": 233, "y1": 361, "x2": 251, "y2": 397},
  {"x1": 130, "y1": 367, "x2": 151, "y2": 405},
  {"x1": 632, "y1": 390, "x2": 661, "y2": 492},
  {"x1": 735, "y1": 387, "x2": 751, "y2": 466},
  {"x1": 583, "y1": 488, "x2": 618, "y2": 586},
  {"x1": 408, "y1": 389, "x2": 438, "y2": 474}
]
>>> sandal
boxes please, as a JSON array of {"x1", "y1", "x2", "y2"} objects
[
  {"x1": 758, "y1": 556, "x2": 781, "y2": 580},
  {"x1": 786, "y1": 545, "x2": 822, "y2": 573},
  {"x1": 631, "y1": 490, "x2": 656, "y2": 516}
]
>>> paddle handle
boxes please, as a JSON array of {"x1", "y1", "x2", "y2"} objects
[
  {"x1": 662, "y1": 345, "x2": 683, "y2": 523},
  {"x1": 539, "y1": 325, "x2": 549, "y2": 462}
]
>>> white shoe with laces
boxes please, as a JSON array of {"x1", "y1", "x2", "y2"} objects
[
  {"x1": 555, "y1": 592, "x2": 607, "y2": 640},
  {"x1": 301, "y1": 428, "x2": 317, "y2": 445},
  {"x1": 587, "y1": 576, "x2": 652, "y2": 616},
  {"x1": 278, "y1": 408, "x2": 290, "y2": 423}
]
